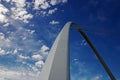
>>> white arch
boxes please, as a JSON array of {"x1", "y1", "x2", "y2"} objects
[{"x1": 39, "y1": 22, "x2": 115, "y2": 80}]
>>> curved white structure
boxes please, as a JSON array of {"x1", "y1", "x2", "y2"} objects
[
  {"x1": 39, "y1": 22, "x2": 116, "y2": 80},
  {"x1": 39, "y1": 22, "x2": 71, "y2": 80}
]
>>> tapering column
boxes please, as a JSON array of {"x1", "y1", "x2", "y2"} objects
[{"x1": 39, "y1": 22, "x2": 72, "y2": 80}]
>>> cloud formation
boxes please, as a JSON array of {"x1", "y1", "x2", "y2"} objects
[
  {"x1": 0, "y1": 3, "x2": 9, "y2": 25},
  {"x1": 0, "y1": 0, "x2": 67, "y2": 25},
  {"x1": 49, "y1": 20, "x2": 60, "y2": 25},
  {"x1": 48, "y1": 8, "x2": 58, "y2": 15},
  {"x1": 71, "y1": 59, "x2": 103, "y2": 80},
  {"x1": 0, "y1": 66, "x2": 40, "y2": 80},
  {"x1": 0, "y1": 0, "x2": 33, "y2": 25},
  {"x1": 0, "y1": 0, "x2": 68, "y2": 80}
]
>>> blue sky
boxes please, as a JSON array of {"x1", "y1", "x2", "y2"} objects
[{"x1": 0, "y1": 0, "x2": 120, "y2": 80}]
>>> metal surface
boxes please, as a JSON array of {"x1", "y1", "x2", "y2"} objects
[
  {"x1": 39, "y1": 22, "x2": 116, "y2": 80},
  {"x1": 72, "y1": 23, "x2": 116, "y2": 80},
  {"x1": 39, "y1": 22, "x2": 71, "y2": 80}
]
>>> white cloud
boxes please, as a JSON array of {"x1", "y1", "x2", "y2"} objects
[
  {"x1": 0, "y1": 26, "x2": 43, "y2": 56},
  {"x1": 80, "y1": 40, "x2": 87, "y2": 46},
  {"x1": 71, "y1": 59, "x2": 104, "y2": 80},
  {"x1": 33, "y1": 0, "x2": 67, "y2": 16},
  {"x1": 50, "y1": 0, "x2": 68, "y2": 6},
  {"x1": 13, "y1": 48, "x2": 18, "y2": 54},
  {"x1": 0, "y1": 33, "x2": 12, "y2": 55},
  {"x1": 0, "y1": 48, "x2": 5, "y2": 55},
  {"x1": 48, "y1": 8, "x2": 58, "y2": 15},
  {"x1": 34, "y1": 0, "x2": 44, "y2": 9},
  {"x1": 40, "y1": 45, "x2": 49, "y2": 55},
  {"x1": 30, "y1": 65, "x2": 39, "y2": 72},
  {"x1": 41, "y1": 1, "x2": 50, "y2": 9},
  {"x1": 18, "y1": 54, "x2": 30, "y2": 60},
  {"x1": 0, "y1": 14, "x2": 8, "y2": 23},
  {"x1": 0, "y1": 32, "x2": 5, "y2": 40},
  {"x1": 0, "y1": 66, "x2": 40, "y2": 80},
  {"x1": 11, "y1": 0, "x2": 26, "y2": 7},
  {"x1": 91, "y1": 75, "x2": 102, "y2": 80},
  {"x1": 40, "y1": 45, "x2": 49, "y2": 52},
  {"x1": 50, "y1": 0, "x2": 57, "y2": 5},
  {"x1": 0, "y1": 0, "x2": 68, "y2": 21},
  {"x1": 34, "y1": 0, "x2": 50, "y2": 10},
  {"x1": 0, "y1": 0, "x2": 67, "y2": 79},
  {"x1": 35, "y1": 60, "x2": 44, "y2": 68},
  {"x1": 0, "y1": 4, "x2": 9, "y2": 24},
  {"x1": 40, "y1": 11, "x2": 47, "y2": 15},
  {"x1": 0, "y1": 4, "x2": 9, "y2": 14},
  {"x1": 32, "y1": 54, "x2": 43, "y2": 60},
  {"x1": 26, "y1": 29, "x2": 35, "y2": 34},
  {"x1": 0, "y1": 0, "x2": 33, "y2": 25},
  {"x1": 0, "y1": 21, "x2": 49, "y2": 75},
  {"x1": 10, "y1": 7, "x2": 33, "y2": 23},
  {"x1": 49, "y1": 20, "x2": 60, "y2": 25}
]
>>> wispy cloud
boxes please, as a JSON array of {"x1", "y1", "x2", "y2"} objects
[
  {"x1": 0, "y1": 0, "x2": 67, "y2": 25},
  {"x1": 48, "y1": 8, "x2": 58, "y2": 15},
  {"x1": 0, "y1": 0, "x2": 67, "y2": 80},
  {"x1": 0, "y1": 3, "x2": 9, "y2": 25},
  {"x1": 0, "y1": 4, "x2": 49, "y2": 80},
  {"x1": 0, "y1": 66, "x2": 40, "y2": 80},
  {"x1": 49, "y1": 20, "x2": 60, "y2": 25},
  {"x1": 71, "y1": 59, "x2": 103, "y2": 80},
  {"x1": 50, "y1": 0, "x2": 67, "y2": 6},
  {"x1": 33, "y1": 0, "x2": 68, "y2": 16},
  {"x1": 0, "y1": 22, "x2": 49, "y2": 79},
  {"x1": 33, "y1": 0, "x2": 50, "y2": 10},
  {"x1": 0, "y1": 0, "x2": 33, "y2": 25}
]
